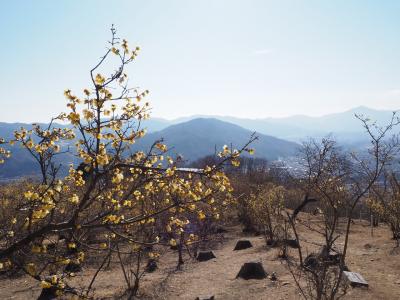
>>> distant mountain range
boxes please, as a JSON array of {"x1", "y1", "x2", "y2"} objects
[
  {"x1": 0, "y1": 118, "x2": 299, "y2": 180},
  {"x1": 143, "y1": 106, "x2": 399, "y2": 144},
  {"x1": 135, "y1": 118, "x2": 299, "y2": 162},
  {"x1": 0, "y1": 106, "x2": 398, "y2": 180}
]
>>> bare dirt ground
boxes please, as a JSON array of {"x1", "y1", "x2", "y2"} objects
[{"x1": 1, "y1": 215, "x2": 400, "y2": 299}]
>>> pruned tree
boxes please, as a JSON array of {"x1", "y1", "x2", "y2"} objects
[{"x1": 286, "y1": 112, "x2": 400, "y2": 300}]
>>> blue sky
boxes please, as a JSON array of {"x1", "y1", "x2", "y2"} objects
[{"x1": 1, "y1": 0, "x2": 400, "y2": 122}]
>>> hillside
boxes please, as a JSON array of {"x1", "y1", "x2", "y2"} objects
[
  {"x1": 152, "y1": 106, "x2": 399, "y2": 144},
  {"x1": 136, "y1": 118, "x2": 299, "y2": 162},
  {"x1": 0, "y1": 122, "x2": 76, "y2": 180},
  {"x1": 0, "y1": 119, "x2": 299, "y2": 180}
]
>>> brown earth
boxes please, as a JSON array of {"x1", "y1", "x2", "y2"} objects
[{"x1": 1, "y1": 216, "x2": 400, "y2": 299}]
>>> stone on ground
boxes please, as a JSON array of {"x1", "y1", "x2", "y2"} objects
[
  {"x1": 343, "y1": 271, "x2": 369, "y2": 287},
  {"x1": 64, "y1": 261, "x2": 82, "y2": 273},
  {"x1": 195, "y1": 295, "x2": 215, "y2": 300},
  {"x1": 37, "y1": 287, "x2": 58, "y2": 300},
  {"x1": 233, "y1": 240, "x2": 253, "y2": 251},
  {"x1": 284, "y1": 239, "x2": 300, "y2": 248},
  {"x1": 146, "y1": 259, "x2": 157, "y2": 272},
  {"x1": 236, "y1": 261, "x2": 267, "y2": 280},
  {"x1": 196, "y1": 251, "x2": 216, "y2": 262},
  {"x1": 304, "y1": 253, "x2": 319, "y2": 270}
]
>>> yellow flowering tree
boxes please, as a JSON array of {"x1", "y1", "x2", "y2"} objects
[
  {"x1": 0, "y1": 26, "x2": 255, "y2": 298},
  {"x1": 368, "y1": 173, "x2": 400, "y2": 247},
  {"x1": 247, "y1": 183, "x2": 286, "y2": 242},
  {"x1": 0, "y1": 138, "x2": 11, "y2": 164}
]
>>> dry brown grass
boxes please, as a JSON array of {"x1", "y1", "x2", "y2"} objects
[{"x1": 1, "y1": 215, "x2": 399, "y2": 300}]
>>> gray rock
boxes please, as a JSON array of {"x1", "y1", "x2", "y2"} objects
[{"x1": 236, "y1": 261, "x2": 267, "y2": 280}]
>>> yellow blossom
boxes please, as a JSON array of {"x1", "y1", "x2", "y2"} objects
[
  {"x1": 70, "y1": 194, "x2": 79, "y2": 204},
  {"x1": 95, "y1": 74, "x2": 105, "y2": 85},
  {"x1": 40, "y1": 281, "x2": 52, "y2": 289},
  {"x1": 198, "y1": 211, "x2": 206, "y2": 220}
]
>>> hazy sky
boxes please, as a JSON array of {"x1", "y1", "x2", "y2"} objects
[{"x1": 1, "y1": 0, "x2": 400, "y2": 123}]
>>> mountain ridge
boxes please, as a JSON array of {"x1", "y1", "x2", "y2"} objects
[
  {"x1": 132, "y1": 118, "x2": 299, "y2": 162},
  {"x1": 1, "y1": 106, "x2": 398, "y2": 179},
  {"x1": 147, "y1": 106, "x2": 399, "y2": 142},
  {"x1": 0, "y1": 118, "x2": 299, "y2": 179}
]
